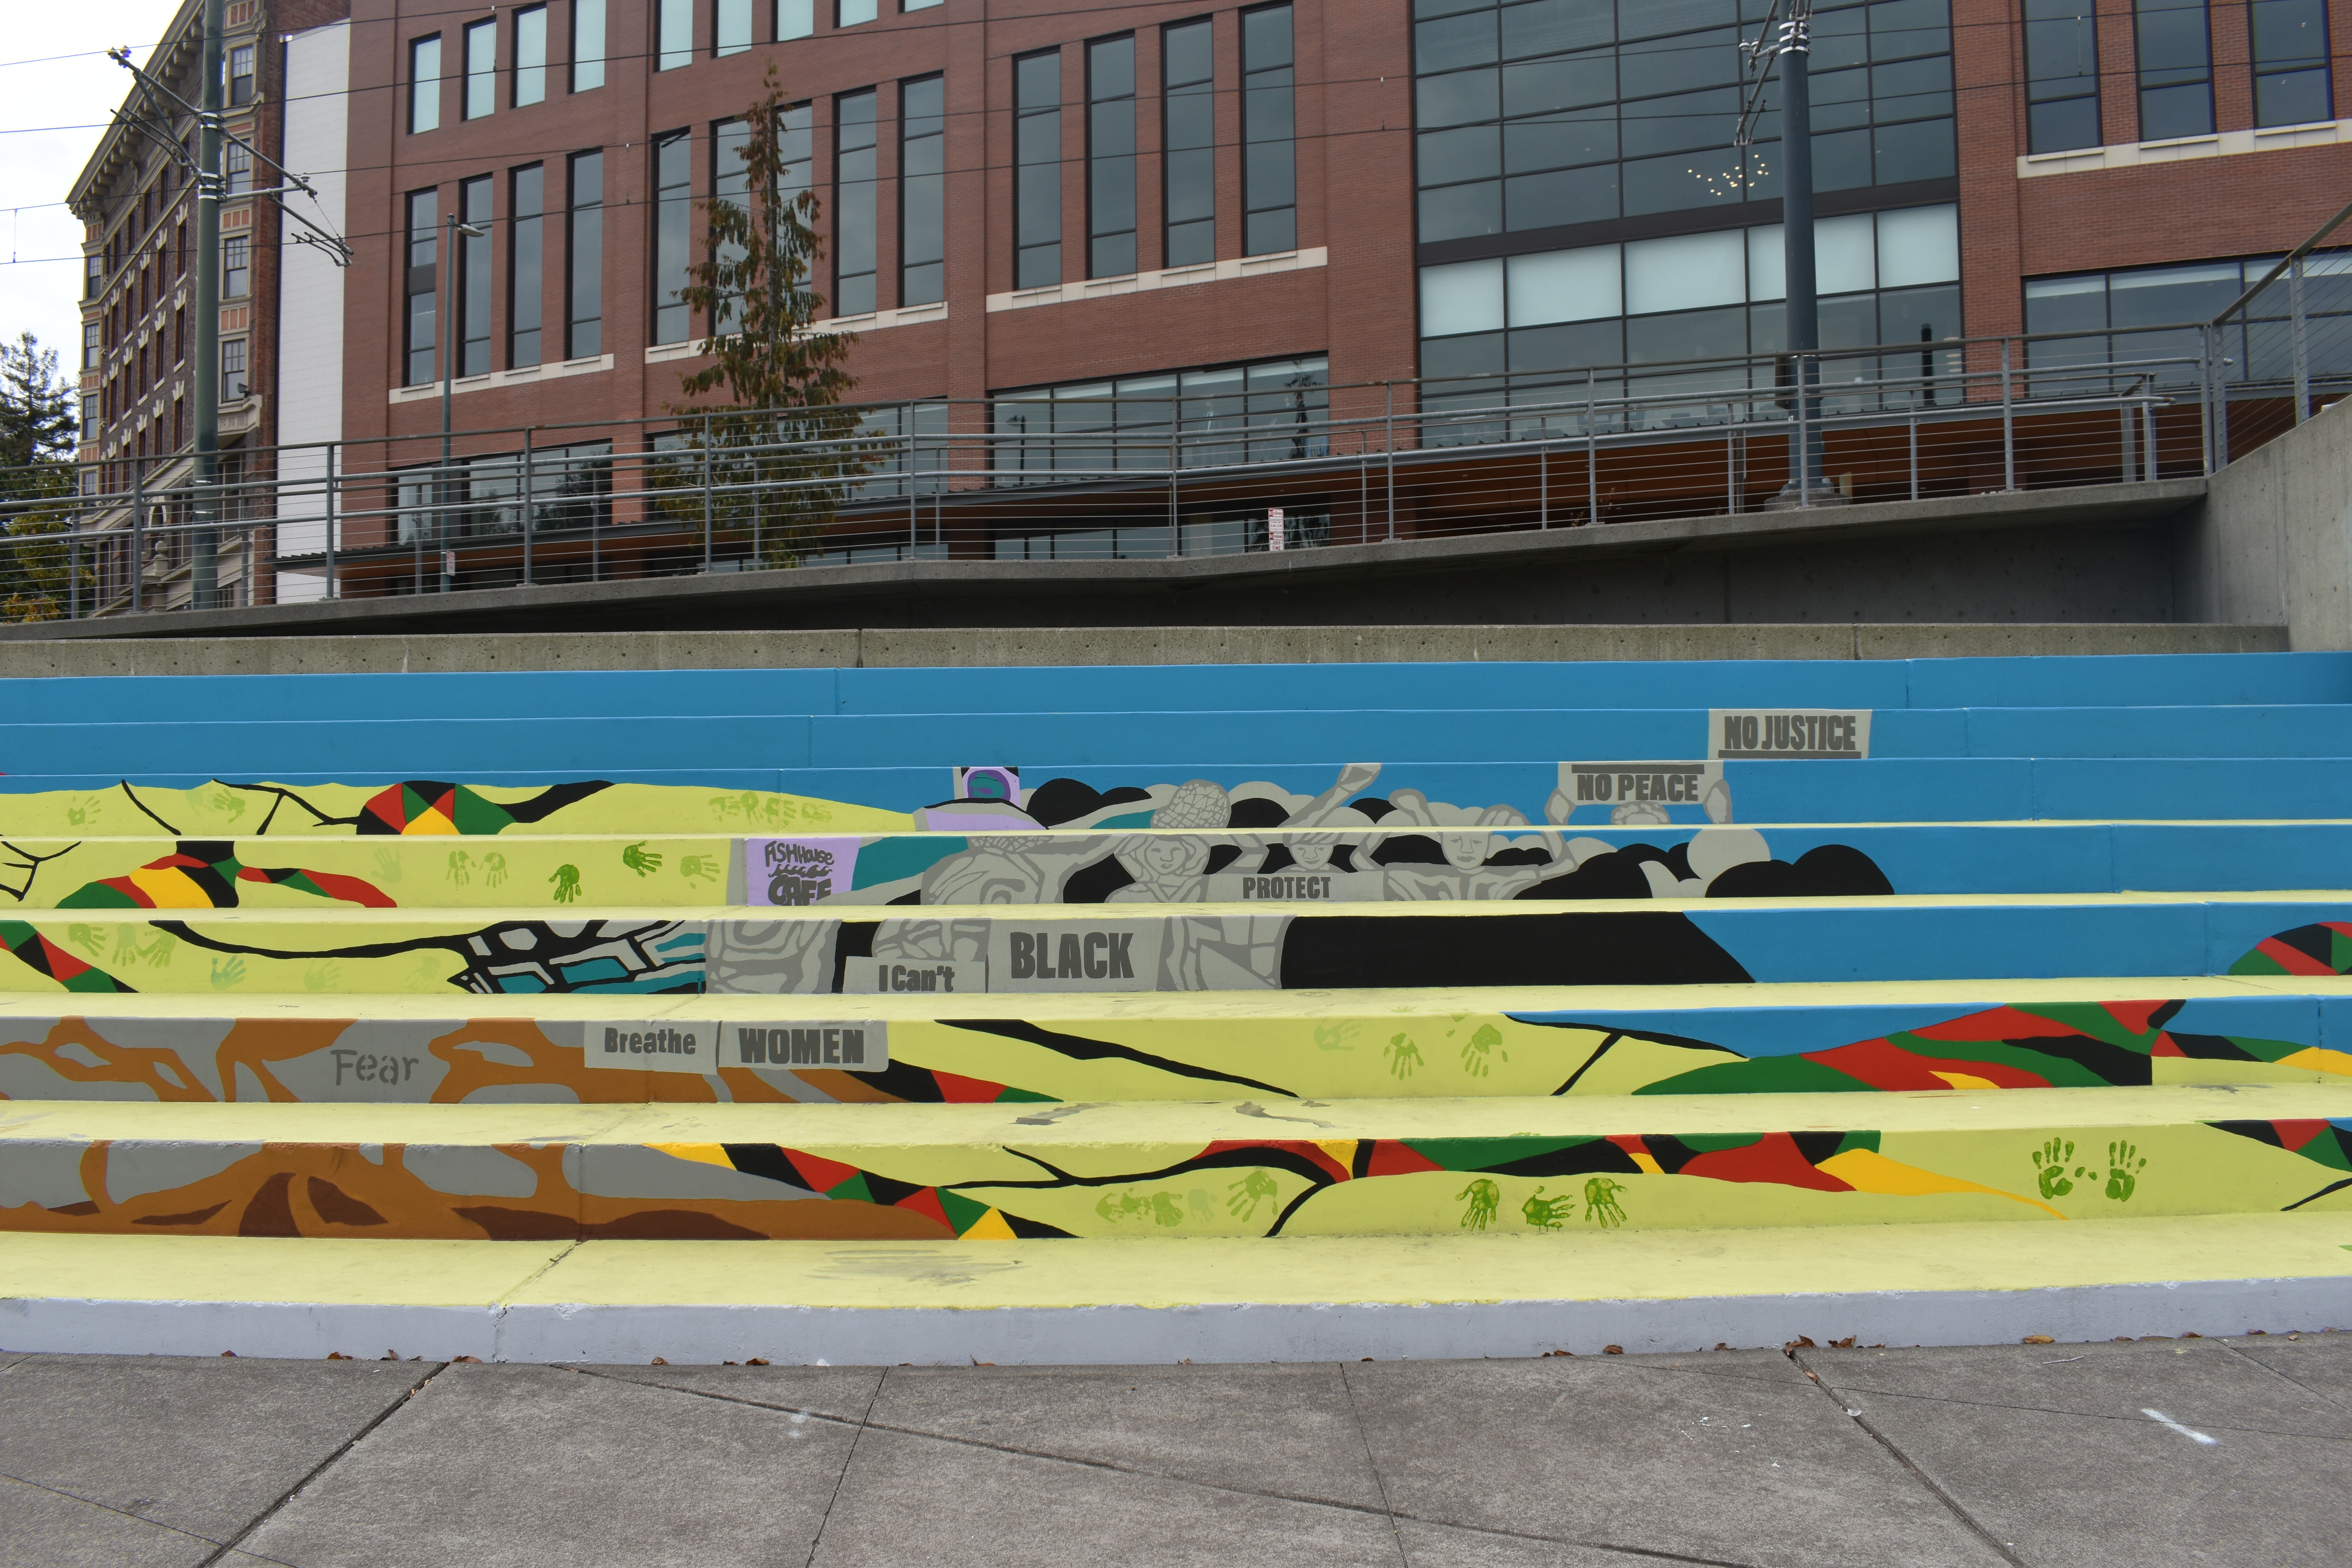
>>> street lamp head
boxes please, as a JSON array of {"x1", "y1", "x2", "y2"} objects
[{"x1": 452, "y1": 220, "x2": 486, "y2": 237}]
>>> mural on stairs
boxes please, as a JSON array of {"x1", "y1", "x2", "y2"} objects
[
  {"x1": 0, "y1": 764, "x2": 1896, "y2": 911},
  {"x1": 5, "y1": 1095, "x2": 2349, "y2": 1243},
  {"x1": 5, "y1": 996, "x2": 2343, "y2": 1107}
]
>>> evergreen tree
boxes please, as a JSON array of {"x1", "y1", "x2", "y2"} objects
[
  {"x1": 0, "y1": 332, "x2": 85, "y2": 621},
  {"x1": 661, "y1": 67, "x2": 873, "y2": 568}
]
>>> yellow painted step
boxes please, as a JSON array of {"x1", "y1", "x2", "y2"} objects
[{"x1": 4, "y1": 1216, "x2": 2347, "y2": 1363}]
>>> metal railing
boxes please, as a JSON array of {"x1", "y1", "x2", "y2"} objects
[{"x1": 4, "y1": 306, "x2": 2343, "y2": 621}]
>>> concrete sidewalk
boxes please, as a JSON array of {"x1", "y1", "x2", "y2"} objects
[{"x1": 0, "y1": 1334, "x2": 2344, "y2": 1567}]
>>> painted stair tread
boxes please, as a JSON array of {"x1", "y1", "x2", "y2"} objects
[
  {"x1": 9, "y1": 896, "x2": 2352, "y2": 997},
  {"x1": 24, "y1": 821, "x2": 2352, "y2": 912},
  {"x1": 5, "y1": 1213, "x2": 2351, "y2": 1361},
  {"x1": 5, "y1": 760, "x2": 2352, "y2": 838},
  {"x1": 5, "y1": 1084, "x2": 2349, "y2": 1242},
  {"x1": 9, "y1": 981, "x2": 2352, "y2": 1105}
]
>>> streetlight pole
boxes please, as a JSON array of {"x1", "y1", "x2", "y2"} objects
[
  {"x1": 191, "y1": 0, "x2": 223, "y2": 607},
  {"x1": 439, "y1": 213, "x2": 485, "y2": 592},
  {"x1": 1738, "y1": 1, "x2": 1834, "y2": 506}
]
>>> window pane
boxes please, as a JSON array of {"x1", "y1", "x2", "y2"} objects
[
  {"x1": 573, "y1": 0, "x2": 605, "y2": 92},
  {"x1": 515, "y1": 7, "x2": 547, "y2": 105},
  {"x1": 465, "y1": 21, "x2": 496, "y2": 118},
  {"x1": 1421, "y1": 258, "x2": 1506, "y2": 336},
  {"x1": 659, "y1": 0, "x2": 692, "y2": 70},
  {"x1": 718, "y1": 0, "x2": 751, "y2": 55},
  {"x1": 778, "y1": 0, "x2": 814, "y2": 40},
  {"x1": 1877, "y1": 202, "x2": 1958, "y2": 286},
  {"x1": 1504, "y1": 162, "x2": 1617, "y2": 227},
  {"x1": 410, "y1": 37, "x2": 441, "y2": 132},
  {"x1": 1507, "y1": 244, "x2": 1620, "y2": 324},
  {"x1": 2257, "y1": 67, "x2": 2332, "y2": 126},
  {"x1": 1624, "y1": 229, "x2": 1744, "y2": 314},
  {"x1": 1419, "y1": 180, "x2": 1501, "y2": 240}
]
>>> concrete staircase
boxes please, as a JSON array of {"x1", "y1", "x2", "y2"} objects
[{"x1": 2, "y1": 651, "x2": 2349, "y2": 1362}]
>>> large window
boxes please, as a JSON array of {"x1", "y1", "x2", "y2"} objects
[
  {"x1": 779, "y1": 0, "x2": 815, "y2": 40},
  {"x1": 2252, "y1": 0, "x2": 2332, "y2": 127},
  {"x1": 835, "y1": 90, "x2": 880, "y2": 316},
  {"x1": 780, "y1": 102, "x2": 814, "y2": 200},
  {"x1": 572, "y1": 0, "x2": 606, "y2": 93},
  {"x1": 992, "y1": 356, "x2": 1330, "y2": 480},
  {"x1": 1243, "y1": 5, "x2": 1297, "y2": 254},
  {"x1": 1015, "y1": 51, "x2": 1062, "y2": 288},
  {"x1": 409, "y1": 36, "x2": 442, "y2": 134},
  {"x1": 2024, "y1": 0, "x2": 2100, "y2": 152},
  {"x1": 228, "y1": 44, "x2": 254, "y2": 107},
  {"x1": 514, "y1": 6, "x2": 548, "y2": 106},
  {"x1": 2026, "y1": 251, "x2": 2352, "y2": 391},
  {"x1": 1417, "y1": 203, "x2": 1962, "y2": 426},
  {"x1": 658, "y1": 0, "x2": 693, "y2": 71},
  {"x1": 841, "y1": 0, "x2": 879, "y2": 24},
  {"x1": 2136, "y1": 0, "x2": 2213, "y2": 140},
  {"x1": 1163, "y1": 19, "x2": 1216, "y2": 267},
  {"x1": 901, "y1": 76, "x2": 946, "y2": 306},
  {"x1": 403, "y1": 189, "x2": 437, "y2": 385},
  {"x1": 718, "y1": 0, "x2": 753, "y2": 56},
  {"x1": 222, "y1": 234, "x2": 249, "y2": 299},
  {"x1": 1413, "y1": 0, "x2": 1953, "y2": 238},
  {"x1": 567, "y1": 151, "x2": 603, "y2": 358},
  {"x1": 220, "y1": 338, "x2": 247, "y2": 402},
  {"x1": 1088, "y1": 36, "x2": 1138, "y2": 278},
  {"x1": 465, "y1": 19, "x2": 497, "y2": 119},
  {"x1": 459, "y1": 176, "x2": 494, "y2": 376},
  {"x1": 652, "y1": 132, "x2": 693, "y2": 344},
  {"x1": 712, "y1": 119, "x2": 751, "y2": 333},
  {"x1": 510, "y1": 164, "x2": 544, "y2": 368}
]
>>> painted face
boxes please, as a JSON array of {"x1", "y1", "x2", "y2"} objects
[
  {"x1": 1137, "y1": 837, "x2": 1209, "y2": 881},
  {"x1": 1442, "y1": 833, "x2": 1490, "y2": 871},
  {"x1": 1290, "y1": 840, "x2": 1335, "y2": 871}
]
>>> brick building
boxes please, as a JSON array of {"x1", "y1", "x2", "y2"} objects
[
  {"x1": 261, "y1": 1, "x2": 2352, "y2": 595},
  {"x1": 69, "y1": 0, "x2": 352, "y2": 612}
]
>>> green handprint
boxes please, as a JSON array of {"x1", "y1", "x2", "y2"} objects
[
  {"x1": 65, "y1": 796, "x2": 100, "y2": 828},
  {"x1": 66, "y1": 924, "x2": 103, "y2": 956},
  {"x1": 678, "y1": 853, "x2": 719, "y2": 884},
  {"x1": 1096, "y1": 1191, "x2": 1147, "y2": 1223},
  {"x1": 1227, "y1": 1169, "x2": 1279, "y2": 1221},
  {"x1": 1583, "y1": 1176, "x2": 1628, "y2": 1229},
  {"x1": 137, "y1": 932, "x2": 175, "y2": 968},
  {"x1": 1523, "y1": 1185, "x2": 1576, "y2": 1230},
  {"x1": 1313, "y1": 1020, "x2": 1359, "y2": 1052},
  {"x1": 371, "y1": 848, "x2": 404, "y2": 885},
  {"x1": 622, "y1": 842, "x2": 664, "y2": 877},
  {"x1": 549, "y1": 864, "x2": 581, "y2": 904},
  {"x1": 209, "y1": 956, "x2": 246, "y2": 991},
  {"x1": 1150, "y1": 1192, "x2": 1185, "y2": 1228},
  {"x1": 208, "y1": 789, "x2": 247, "y2": 820},
  {"x1": 2031, "y1": 1137, "x2": 2080, "y2": 1200},
  {"x1": 446, "y1": 851, "x2": 472, "y2": 886},
  {"x1": 482, "y1": 852, "x2": 507, "y2": 888},
  {"x1": 2106, "y1": 1140, "x2": 2147, "y2": 1202},
  {"x1": 1460, "y1": 1022, "x2": 1507, "y2": 1077},
  {"x1": 303, "y1": 960, "x2": 341, "y2": 993},
  {"x1": 113, "y1": 926, "x2": 142, "y2": 966},
  {"x1": 1459, "y1": 1178, "x2": 1501, "y2": 1230},
  {"x1": 1385, "y1": 1033, "x2": 1424, "y2": 1080}
]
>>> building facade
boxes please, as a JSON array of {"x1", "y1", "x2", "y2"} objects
[
  {"x1": 69, "y1": 0, "x2": 352, "y2": 613},
  {"x1": 216, "y1": 2, "x2": 2352, "y2": 594}
]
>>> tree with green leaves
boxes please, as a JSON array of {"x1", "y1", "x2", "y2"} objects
[
  {"x1": 660, "y1": 67, "x2": 873, "y2": 568},
  {"x1": 0, "y1": 332, "x2": 86, "y2": 622}
]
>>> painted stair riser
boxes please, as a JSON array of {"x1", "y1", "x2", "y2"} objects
[
  {"x1": 8, "y1": 902, "x2": 2351, "y2": 996},
  {"x1": 9, "y1": 994, "x2": 2349, "y2": 1105},
  {"x1": 3, "y1": 760, "x2": 2351, "y2": 842},
  {"x1": 9, "y1": 651, "x2": 2350, "y2": 723},
  {"x1": 15, "y1": 703, "x2": 2352, "y2": 774},
  {"x1": 4, "y1": 1094, "x2": 2347, "y2": 1241},
  {"x1": 16, "y1": 823, "x2": 2352, "y2": 915}
]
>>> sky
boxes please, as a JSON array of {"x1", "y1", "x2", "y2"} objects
[{"x1": 0, "y1": 3, "x2": 176, "y2": 392}]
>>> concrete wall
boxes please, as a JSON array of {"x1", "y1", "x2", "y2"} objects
[
  {"x1": 0, "y1": 622, "x2": 2285, "y2": 677},
  {"x1": 2180, "y1": 397, "x2": 2352, "y2": 650}
]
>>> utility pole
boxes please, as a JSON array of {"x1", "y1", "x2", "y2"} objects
[
  {"x1": 440, "y1": 213, "x2": 485, "y2": 592},
  {"x1": 1738, "y1": 0, "x2": 1834, "y2": 506},
  {"x1": 192, "y1": 0, "x2": 223, "y2": 606}
]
